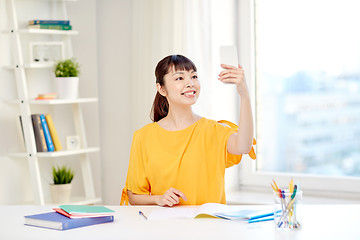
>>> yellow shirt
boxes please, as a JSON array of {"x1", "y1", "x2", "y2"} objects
[{"x1": 121, "y1": 118, "x2": 248, "y2": 205}]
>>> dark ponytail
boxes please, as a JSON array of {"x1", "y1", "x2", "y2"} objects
[
  {"x1": 151, "y1": 92, "x2": 169, "y2": 122},
  {"x1": 151, "y1": 55, "x2": 197, "y2": 122}
]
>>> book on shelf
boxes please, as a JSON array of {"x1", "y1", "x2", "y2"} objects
[
  {"x1": 28, "y1": 20, "x2": 70, "y2": 25},
  {"x1": 39, "y1": 114, "x2": 55, "y2": 152},
  {"x1": 18, "y1": 116, "x2": 25, "y2": 146},
  {"x1": 148, "y1": 203, "x2": 276, "y2": 223},
  {"x1": 28, "y1": 24, "x2": 72, "y2": 31},
  {"x1": 53, "y1": 205, "x2": 115, "y2": 219},
  {"x1": 30, "y1": 114, "x2": 62, "y2": 152},
  {"x1": 31, "y1": 114, "x2": 48, "y2": 152},
  {"x1": 45, "y1": 114, "x2": 63, "y2": 151},
  {"x1": 24, "y1": 212, "x2": 114, "y2": 230}
]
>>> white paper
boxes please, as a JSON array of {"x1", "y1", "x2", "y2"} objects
[{"x1": 148, "y1": 207, "x2": 197, "y2": 220}]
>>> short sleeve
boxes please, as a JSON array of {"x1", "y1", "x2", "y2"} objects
[
  {"x1": 215, "y1": 121, "x2": 243, "y2": 168},
  {"x1": 122, "y1": 131, "x2": 150, "y2": 203}
]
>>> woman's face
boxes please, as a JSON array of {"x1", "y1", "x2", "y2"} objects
[{"x1": 158, "y1": 66, "x2": 200, "y2": 107}]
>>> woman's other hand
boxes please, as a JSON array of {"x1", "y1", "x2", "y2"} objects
[
  {"x1": 218, "y1": 64, "x2": 249, "y2": 96},
  {"x1": 156, "y1": 188, "x2": 187, "y2": 207}
]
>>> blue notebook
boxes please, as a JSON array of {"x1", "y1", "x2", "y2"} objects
[{"x1": 24, "y1": 212, "x2": 114, "y2": 230}]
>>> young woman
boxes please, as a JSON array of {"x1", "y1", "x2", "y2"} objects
[{"x1": 121, "y1": 55, "x2": 255, "y2": 207}]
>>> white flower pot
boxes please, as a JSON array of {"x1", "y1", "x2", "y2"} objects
[
  {"x1": 50, "y1": 183, "x2": 72, "y2": 203},
  {"x1": 55, "y1": 77, "x2": 79, "y2": 99}
]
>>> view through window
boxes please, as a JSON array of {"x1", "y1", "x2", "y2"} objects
[{"x1": 255, "y1": 0, "x2": 360, "y2": 177}]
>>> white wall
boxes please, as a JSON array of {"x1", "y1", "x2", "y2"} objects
[
  {"x1": 0, "y1": 0, "x2": 101, "y2": 204},
  {"x1": 0, "y1": 0, "x2": 242, "y2": 205},
  {"x1": 69, "y1": 0, "x2": 101, "y2": 202},
  {"x1": 0, "y1": 0, "x2": 138, "y2": 205},
  {"x1": 96, "y1": 0, "x2": 133, "y2": 204}
]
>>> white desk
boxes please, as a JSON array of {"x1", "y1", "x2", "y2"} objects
[{"x1": 0, "y1": 205, "x2": 359, "y2": 240}]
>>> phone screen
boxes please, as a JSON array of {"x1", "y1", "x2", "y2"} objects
[{"x1": 219, "y1": 46, "x2": 238, "y2": 68}]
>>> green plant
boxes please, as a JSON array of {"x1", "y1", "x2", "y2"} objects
[
  {"x1": 52, "y1": 166, "x2": 74, "y2": 184},
  {"x1": 54, "y1": 58, "x2": 80, "y2": 77}
]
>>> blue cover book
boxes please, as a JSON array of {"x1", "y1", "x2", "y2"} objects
[
  {"x1": 29, "y1": 20, "x2": 70, "y2": 25},
  {"x1": 24, "y1": 212, "x2": 114, "y2": 230},
  {"x1": 40, "y1": 114, "x2": 55, "y2": 152}
]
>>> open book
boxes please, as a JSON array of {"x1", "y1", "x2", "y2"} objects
[{"x1": 148, "y1": 203, "x2": 276, "y2": 223}]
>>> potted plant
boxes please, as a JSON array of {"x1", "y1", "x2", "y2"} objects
[
  {"x1": 54, "y1": 58, "x2": 80, "y2": 99},
  {"x1": 49, "y1": 165, "x2": 74, "y2": 203}
]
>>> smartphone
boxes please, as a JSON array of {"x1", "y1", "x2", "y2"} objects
[{"x1": 219, "y1": 46, "x2": 239, "y2": 68}]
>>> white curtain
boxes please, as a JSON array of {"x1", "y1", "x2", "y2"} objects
[
  {"x1": 130, "y1": 0, "x2": 238, "y2": 131},
  {"x1": 131, "y1": 0, "x2": 185, "y2": 130},
  {"x1": 183, "y1": 0, "x2": 238, "y2": 123},
  {"x1": 130, "y1": 0, "x2": 241, "y2": 192}
]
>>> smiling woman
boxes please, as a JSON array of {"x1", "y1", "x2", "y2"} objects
[{"x1": 120, "y1": 54, "x2": 256, "y2": 207}]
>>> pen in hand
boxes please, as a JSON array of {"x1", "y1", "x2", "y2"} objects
[{"x1": 139, "y1": 211, "x2": 148, "y2": 220}]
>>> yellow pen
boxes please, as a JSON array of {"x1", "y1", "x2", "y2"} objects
[
  {"x1": 288, "y1": 178, "x2": 294, "y2": 223},
  {"x1": 289, "y1": 178, "x2": 294, "y2": 194},
  {"x1": 271, "y1": 184, "x2": 281, "y2": 198},
  {"x1": 271, "y1": 183, "x2": 277, "y2": 192},
  {"x1": 272, "y1": 179, "x2": 279, "y2": 191}
]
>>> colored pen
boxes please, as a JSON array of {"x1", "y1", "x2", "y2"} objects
[
  {"x1": 278, "y1": 185, "x2": 298, "y2": 227},
  {"x1": 271, "y1": 183, "x2": 277, "y2": 193},
  {"x1": 278, "y1": 198, "x2": 295, "y2": 227},
  {"x1": 272, "y1": 179, "x2": 279, "y2": 192},
  {"x1": 291, "y1": 185, "x2": 297, "y2": 199},
  {"x1": 248, "y1": 216, "x2": 274, "y2": 224},
  {"x1": 288, "y1": 178, "x2": 294, "y2": 222},
  {"x1": 139, "y1": 211, "x2": 148, "y2": 220},
  {"x1": 289, "y1": 178, "x2": 294, "y2": 194}
]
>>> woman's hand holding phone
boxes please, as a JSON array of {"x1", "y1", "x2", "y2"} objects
[
  {"x1": 218, "y1": 64, "x2": 249, "y2": 96},
  {"x1": 218, "y1": 46, "x2": 249, "y2": 96}
]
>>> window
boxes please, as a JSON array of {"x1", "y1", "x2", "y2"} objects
[{"x1": 239, "y1": 0, "x2": 360, "y2": 194}]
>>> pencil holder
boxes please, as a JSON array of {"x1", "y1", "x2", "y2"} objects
[{"x1": 273, "y1": 189, "x2": 302, "y2": 229}]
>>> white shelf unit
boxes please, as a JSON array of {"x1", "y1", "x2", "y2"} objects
[
  {"x1": 5, "y1": 0, "x2": 101, "y2": 205},
  {"x1": 5, "y1": 63, "x2": 58, "y2": 69},
  {"x1": 9, "y1": 147, "x2": 100, "y2": 158},
  {"x1": 18, "y1": 28, "x2": 79, "y2": 35},
  {"x1": 7, "y1": 98, "x2": 98, "y2": 105}
]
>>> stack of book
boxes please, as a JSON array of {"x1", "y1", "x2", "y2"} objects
[
  {"x1": 28, "y1": 19, "x2": 72, "y2": 31},
  {"x1": 31, "y1": 114, "x2": 62, "y2": 152},
  {"x1": 25, "y1": 205, "x2": 115, "y2": 230}
]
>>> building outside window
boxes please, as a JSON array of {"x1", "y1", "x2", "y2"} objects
[{"x1": 240, "y1": 0, "x2": 360, "y2": 194}]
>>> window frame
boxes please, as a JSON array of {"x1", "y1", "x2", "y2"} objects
[{"x1": 236, "y1": 0, "x2": 360, "y2": 196}]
